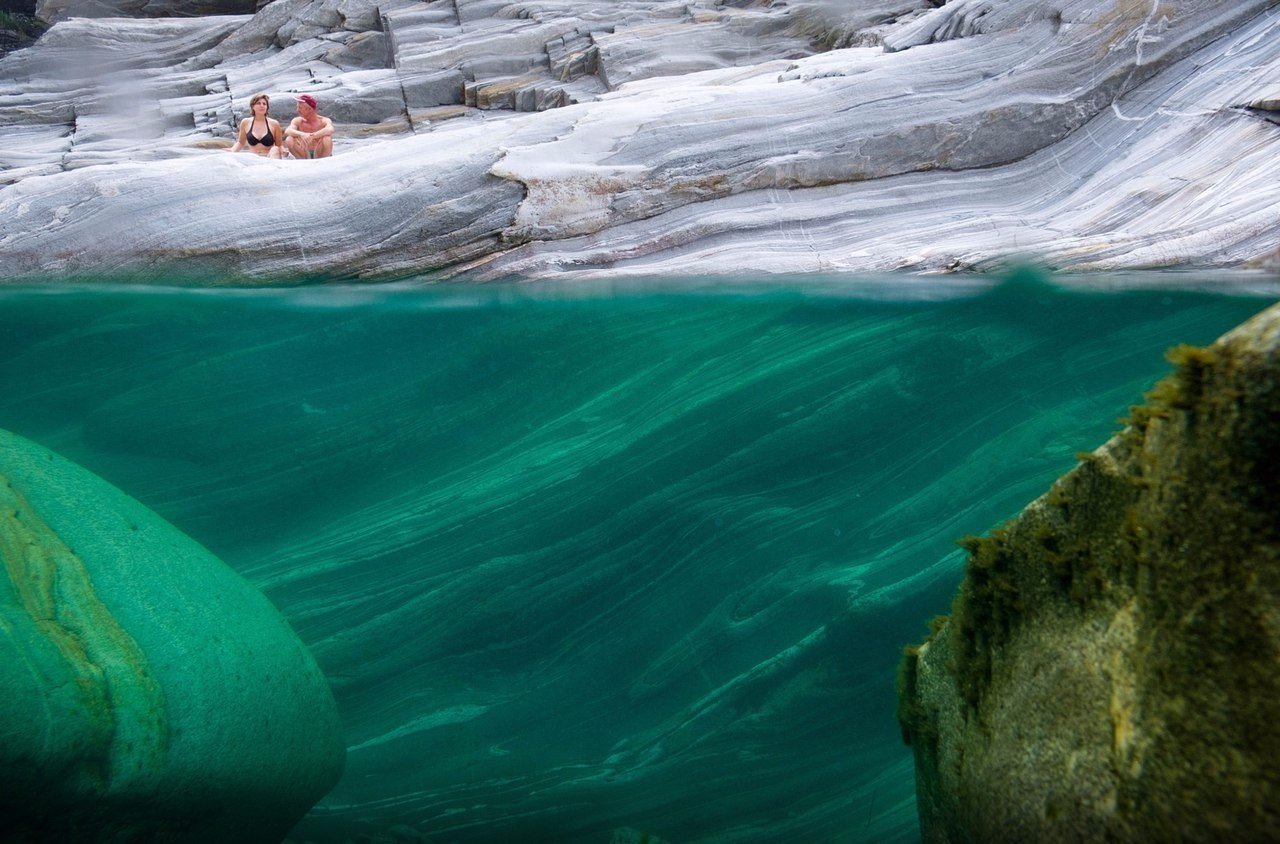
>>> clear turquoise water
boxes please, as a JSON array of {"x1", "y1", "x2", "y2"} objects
[{"x1": 0, "y1": 274, "x2": 1273, "y2": 843}]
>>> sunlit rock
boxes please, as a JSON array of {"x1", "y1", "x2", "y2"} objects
[
  {"x1": 36, "y1": 0, "x2": 255, "y2": 23},
  {"x1": 0, "y1": 427, "x2": 344, "y2": 842},
  {"x1": 898, "y1": 302, "x2": 1280, "y2": 841},
  {"x1": 0, "y1": 0, "x2": 1277, "y2": 278},
  {"x1": 592, "y1": 6, "x2": 814, "y2": 89}
]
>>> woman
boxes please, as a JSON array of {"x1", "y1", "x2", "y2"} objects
[{"x1": 225, "y1": 93, "x2": 283, "y2": 159}]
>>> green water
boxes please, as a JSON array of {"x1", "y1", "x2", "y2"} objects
[{"x1": 0, "y1": 275, "x2": 1273, "y2": 843}]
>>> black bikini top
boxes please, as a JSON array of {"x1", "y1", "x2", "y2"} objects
[{"x1": 246, "y1": 119, "x2": 275, "y2": 147}]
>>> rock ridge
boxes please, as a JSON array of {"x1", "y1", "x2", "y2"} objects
[
  {"x1": 898, "y1": 301, "x2": 1280, "y2": 841},
  {"x1": 0, "y1": 0, "x2": 1277, "y2": 279}
]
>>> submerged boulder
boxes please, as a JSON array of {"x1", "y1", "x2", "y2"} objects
[
  {"x1": 0, "y1": 428, "x2": 344, "y2": 841},
  {"x1": 898, "y1": 301, "x2": 1280, "y2": 841}
]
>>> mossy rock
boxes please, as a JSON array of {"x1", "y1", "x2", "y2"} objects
[
  {"x1": 0, "y1": 9, "x2": 45, "y2": 37},
  {"x1": 0, "y1": 428, "x2": 344, "y2": 841},
  {"x1": 898, "y1": 302, "x2": 1280, "y2": 842}
]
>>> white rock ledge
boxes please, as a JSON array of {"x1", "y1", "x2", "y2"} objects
[{"x1": 0, "y1": 0, "x2": 1277, "y2": 282}]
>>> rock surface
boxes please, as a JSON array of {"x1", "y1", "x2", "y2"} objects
[
  {"x1": 0, "y1": 427, "x2": 345, "y2": 841},
  {"x1": 35, "y1": 0, "x2": 255, "y2": 23},
  {"x1": 898, "y1": 301, "x2": 1280, "y2": 841},
  {"x1": 0, "y1": 0, "x2": 1277, "y2": 281}
]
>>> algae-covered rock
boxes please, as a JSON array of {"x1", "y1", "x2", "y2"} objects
[
  {"x1": 898, "y1": 302, "x2": 1280, "y2": 842},
  {"x1": 0, "y1": 428, "x2": 344, "y2": 841}
]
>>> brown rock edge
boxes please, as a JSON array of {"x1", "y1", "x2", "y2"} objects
[{"x1": 897, "y1": 301, "x2": 1280, "y2": 842}]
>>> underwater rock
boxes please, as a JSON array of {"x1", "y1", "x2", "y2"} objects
[
  {"x1": 897, "y1": 301, "x2": 1280, "y2": 841},
  {"x1": 0, "y1": 428, "x2": 344, "y2": 841},
  {"x1": 609, "y1": 828, "x2": 672, "y2": 844}
]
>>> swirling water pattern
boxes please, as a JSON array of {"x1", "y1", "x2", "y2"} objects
[{"x1": 0, "y1": 276, "x2": 1271, "y2": 842}]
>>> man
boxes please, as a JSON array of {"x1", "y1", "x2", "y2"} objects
[{"x1": 284, "y1": 94, "x2": 334, "y2": 159}]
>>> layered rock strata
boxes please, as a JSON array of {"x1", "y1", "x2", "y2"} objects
[
  {"x1": 898, "y1": 301, "x2": 1280, "y2": 841},
  {"x1": 0, "y1": 428, "x2": 345, "y2": 842},
  {"x1": 0, "y1": 0, "x2": 1277, "y2": 279}
]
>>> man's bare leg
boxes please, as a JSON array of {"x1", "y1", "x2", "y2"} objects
[{"x1": 316, "y1": 137, "x2": 333, "y2": 158}]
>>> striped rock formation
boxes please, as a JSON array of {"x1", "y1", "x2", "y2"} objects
[{"x1": 0, "y1": 0, "x2": 1276, "y2": 280}]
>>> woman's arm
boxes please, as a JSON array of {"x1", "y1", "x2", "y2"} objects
[
  {"x1": 268, "y1": 119, "x2": 284, "y2": 157},
  {"x1": 225, "y1": 118, "x2": 248, "y2": 152}
]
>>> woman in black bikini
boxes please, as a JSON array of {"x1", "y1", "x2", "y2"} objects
[{"x1": 225, "y1": 92, "x2": 283, "y2": 159}]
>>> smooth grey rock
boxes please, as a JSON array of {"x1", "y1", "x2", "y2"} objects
[
  {"x1": 187, "y1": 0, "x2": 329, "y2": 62},
  {"x1": 324, "y1": 29, "x2": 390, "y2": 70},
  {"x1": 334, "y1": 0, "x2": 380, "y2": 31},
  {"x1": 0, "y1": 16, "x2": 244, "y2": 175},
  {"x1": 0, "y1": 114, "x2": 540, "y2": 277},
  {"x1": 298, "y1": 68, "x2": 409, "y2": 123},
  {"x1": 0, "y1": 123, "x2": 70, "y2": 183},
  {"x1": 403, "y1": 68, "x2": 465, "y2": 108},
  {"x1": 468, "y1": 2, "x2": 1280, "y2": 278},
  {"x1": 784, "y1": 0, "x2": 938, "y2": 48},
  {"x1": 0, "y1": 0, "x2": 1277, "y2": 280},
  {"x1": 595, "y1": 8, "x2": 815, "y2": 89},
  {"x1": 0, "y1": 427, "x2": 345, "y2": 841},
  {"x1": 36, "y1": 0, "x2": 255, "y2": 22},
  {"x1": 3, "y1": 14, "x2": 245, "y2": 77}
]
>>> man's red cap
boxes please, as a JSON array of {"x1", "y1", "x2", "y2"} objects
[{"x1": 295, "y1": 94, "x2": 318, "y2": 108}]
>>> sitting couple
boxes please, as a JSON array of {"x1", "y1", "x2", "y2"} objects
[{"x1": 226, "y1": 93, "x2": 333, "y2": 159}]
